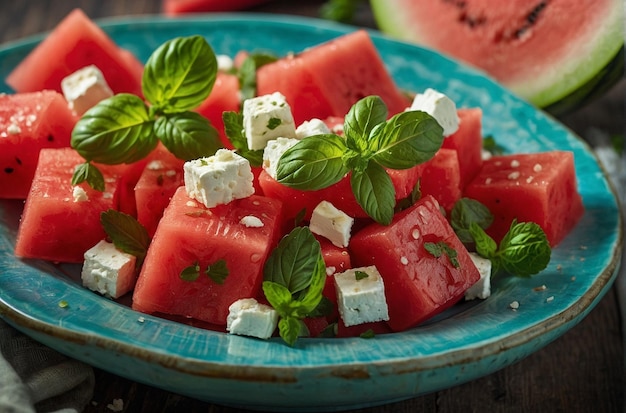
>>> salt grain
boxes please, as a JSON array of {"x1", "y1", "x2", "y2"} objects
[{"x1": 507, "y1": 171, "x2": 520, "y2": 180}]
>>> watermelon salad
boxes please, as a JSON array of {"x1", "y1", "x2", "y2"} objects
[{"x1": 1, "y1": 9, "x2": 585, "y2": 345}]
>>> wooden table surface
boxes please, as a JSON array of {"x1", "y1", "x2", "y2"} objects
[{"x1": 1, "y1": 1, "x2": 624, "y2": 412}]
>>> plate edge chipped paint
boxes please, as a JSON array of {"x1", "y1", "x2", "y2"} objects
[{"x1": 0, "y1": 13, "x2": 623, "y2": 411}]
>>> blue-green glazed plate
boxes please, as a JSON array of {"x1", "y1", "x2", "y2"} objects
[{"x1": 0, "y1": 14, "x2": 622, "y2": 412}]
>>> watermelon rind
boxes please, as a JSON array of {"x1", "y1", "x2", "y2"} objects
[{"x1": 370, "y1": 0, "x2": 625, "y2": 114}]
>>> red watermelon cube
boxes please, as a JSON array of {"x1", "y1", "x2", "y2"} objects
[
  {"x1": 14, "y1": 148, "x2": 129, "y2": 263},
  {"x1": 463, "y1": 151, "x2": 584, "y2": 246},
  {"x1": 6, "y1": 9, "x2": 144, "y2": 96},
  {"x1": 132, "y1": 187, "x2": 284, "y2": 325},
  {"x1": 349, "y1": 195, "x2": 480, "y2": 332},
  {"x1": 442, "y1": 108, "x2": 483, "y2": 189},
  {"x1": 0, "y1": 91, "x2": 77, "y2": 199},
  {"x1": 195, "y1": 71, "x2": 241, "y2": 149},
  {"x1": 134, "y1": 145, "x2": 185, "y2": 237},
  {"x1": 257, "y1": 30, "x2": 411, "y2": 124},
  {"x1": 416, "y1": 147, "x2": 463, "y2": 213}
]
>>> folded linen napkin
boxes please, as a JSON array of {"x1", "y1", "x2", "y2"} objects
[{"x1": 0, "y1": 320, "x2": 94, "y2": 413}]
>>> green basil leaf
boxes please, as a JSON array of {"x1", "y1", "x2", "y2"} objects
[
  {"x1": 278, "y1": 316, "x2": 302, "y2": 347},
  {"x1": 100, "y1": 209, "x2": 150, "y2": 266},
  {"x1": 237, "y1": 52, "x2": 278, "y2": 102},
  {"x1": 350, "y1": 162, "x2": 396, "y2": 225},
  {"x1": 205, "y1": 259, "x2": 229, "y2": 284},
  {"x1": 71, "y1": 94, "x2": 157, "y2": 164},
  {"x1": 497, "y1": 221, "x2": 551, "y2": 277},
  {"x1": 276, "y1": 134, "x2": 349, "y2": 190},
  {"x1": 71, "y1": 162, "x2": 105, "y2": 192},
  {"x1": 263, "y1": 227, "x2": 323, "y2": 295},
  {"x1": 469, "y1": 222, "x2": 498, "y2": 259},
  {"x1": 154, "y1": 112, "x2": 221, "y2": 161},
  {"x1": 451, "y1": 198, "x2": 494, "y2": 244},
  {"x1": 293, "y1": 254, "x2": 326, "y2": 317},
  {"x1": 371, "y1": 110, "x2": 443, "y2": 169},
  {"x1": 143, "y1": 35, "x2": 217, "y2": 113},
  {"x1": 343, "y1": 95, "x2": 388, "y2": 152},
  {"x1": 262, "y1": 281, "x2": 294, "y2": 316},
  {"x1": 222, "y1": 111, "x2": 264, "y2": 166}
]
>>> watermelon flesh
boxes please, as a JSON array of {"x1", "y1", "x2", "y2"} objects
[
  {"x1": 0, "y1": 91, "x2": 77, "y2": 199},
  {"x1": 132, "y1": 187, "x2": 284, "y2": 326},
  {"x1": 6, "y1": 9, "x2": 144, "y2": 96},
  {"x1": 371, "y1": 0, "x2": 624, "y2": 112}
]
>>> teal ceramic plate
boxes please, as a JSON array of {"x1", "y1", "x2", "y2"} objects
[{"x1": 0, "y1": 14, "x2": 622, "y2": 412}]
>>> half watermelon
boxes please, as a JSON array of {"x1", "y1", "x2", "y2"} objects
[{"x1": 370, "y1": 0, "x2": 624, "y2": 115}]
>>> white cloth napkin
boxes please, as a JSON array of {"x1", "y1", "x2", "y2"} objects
[{"x1": 0, "y1": 320, "x2": 94, "y2": 413}]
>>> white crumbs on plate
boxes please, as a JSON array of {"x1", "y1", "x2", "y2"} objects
[
  {"x1": 509, "y1": 301, "x2": 520, "y2": 311},
  {"x1": 107, "y1": 398, "x2": 124, "y2": 412}
]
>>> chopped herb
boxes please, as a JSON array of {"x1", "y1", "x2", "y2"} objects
[
  {"x1": 424, "y1": 241, "x2": 460, "y2": 268},
  {"x1": 355, "y1": 270, "x2": 369, "y2": 280},
  {"x1": 360, "y1": 329, "x2": 376, "y2": 339},
  {"x1": 482, "y1": 135, "x2": 506, "y2": 155},
  {"x1": 58, "y1": 300, "x2": 69, "y2": 308},
  {"x1": 206, "y1": 259, "x2": 229, "y2": 284},
  {"x1": 180, "y1": 261, "x2": 201, "y2": 282},
  {"x1": 267, "y1": 117, "x2": 282, "y2": 130}
]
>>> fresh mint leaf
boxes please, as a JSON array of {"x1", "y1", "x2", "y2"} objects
[
  {"x1": 180, "y1": 261, "x2": 201, "y2": 282},
  {"x1": 497, "y1": 220, "x2": 551, "y2": 277},
  {"x1": 71, "y1": 162, "x2": 104, "y2": 192},
  {"x1": 451, "y1": 198, "x2": 494, "y2": 244},
  {"x1": 263, "y1": 226, "x2": 323, "y2": 294},
  {"x1": 343, "y1": 95, "x2": 388, "y2": 152},
  {"x1": 292, "y1": 254, "x2": 326, "y2": 316},
  {"x1": 100, "y1": 209, "x2": 151, "y2": 266},
  {"x1": 351, "y1": 162, "x2": 396, "y2": 226},
  {"x1": 205, "y1": 259, "x2": 229, "y2": 284},
  {"x1": 71, "y1": 94, "x2": 157, "y2": 165},
  {"x1": 222, "y1": 111, "x2": 264, "y2": 166},
  {"x1": 372, "y1": 110, "x2": 443, "y2": 170},
  {"x1": 143, "y1": 35, "x2": 217, "y2": 114},
  {"x1": 276, "y1": 134, "x2": 349, "y2": 190},
  {"x1": 154, "y1": 111, "x2": 221, "y2": 161}
]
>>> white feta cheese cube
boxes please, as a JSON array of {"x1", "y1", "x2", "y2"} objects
[
  {"x1": 216, "y1": 54, "x2": 234, "y2": 72},
  {"x1": 226, "y1": 298, "x2": 278, "y2": 339},
  {"x1": 295, "y1": 118, "x2": 331, "y2": 139},
  {"x1": 81, "y1": 240, "x2": 137, "y2": 299},
  {"x1": 262, "y1": 137, "x2": 300, "y2": 180},
  {"x1": 465, "y1": 252, "x2": 492, "y2": 300},
  {"x1": 309, "y1": 200, "x2": 354, "y2": 248},
  {"x1": 334, "y1": 266, "x2": 389, "y2": 327},
  {"x1": 408, "y1": 88, "x2": 459, "y2": 136},
  {"x1": 184, "y1": 149, "x2": 255, "y2": 208},
  {"x1": 61, "y1": 65, "x2": 113, "y2": 116},
  {"x1": 243, "y1": 92, "x2": 296, "y2": 150}
]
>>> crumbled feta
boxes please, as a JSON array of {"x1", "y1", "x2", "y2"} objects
[
  {"x1": 262, "y1": 137, "x2": 300, "y2": 179},
  {"x1": 183, "y1": 149, "x2": 255, "y2": 208},
  {"x1": 243, "y1": 92, "x2": 296, "y2": 150},
  {"x1": 408, "y1": 88, "x2": 459, "y2": 136},
  {"x1": 309, "y1": 200, "x2": 354, "y2": 248},
  {"x1": 240, "y1": 215, "x2": 263, "y2": 228},
  {"x1": 7, "y1": 123, "x2": 21, "y2": 135},
  {"x1": 72, "y1": 186, "x2": 89, "y2": 203},
  {"x1": 81, "y1": 240, "x2": 137, "y2": 299},
  {"x1": 106, "y1": 398, "x2": 124, "y2": 412},
  {"x1": 464, "y1": 253, "x2": 492, "y2": 300},
  {"x1": 226, "y1": 298, "x2": 278, "y2": 339},
  {"x1": 334, "y1": 266, "x2": 389, "y2": 327},
  {"x1": 61, "y1": 65, "x2": 113, "y2": 116},
  {"x1": 295, "y1": 118, "x2": 330, "y2": 139},
  {"x1": 510, "y1": 300, "x2": 520, "y2": 310}
]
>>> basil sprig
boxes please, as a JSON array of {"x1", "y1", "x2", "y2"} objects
[
  {"x1": 71, "y1": 35, "x2": 222, "y2": 190},
  {"x1": 450, "y1": 198, "x2": 552, "y2": 277},
  {"x1": 276, "y1": 96, "x2": 443, "y2": 225},
  {"x1": 262, "y1": 227, "x2": 326, "y2": 346}
]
